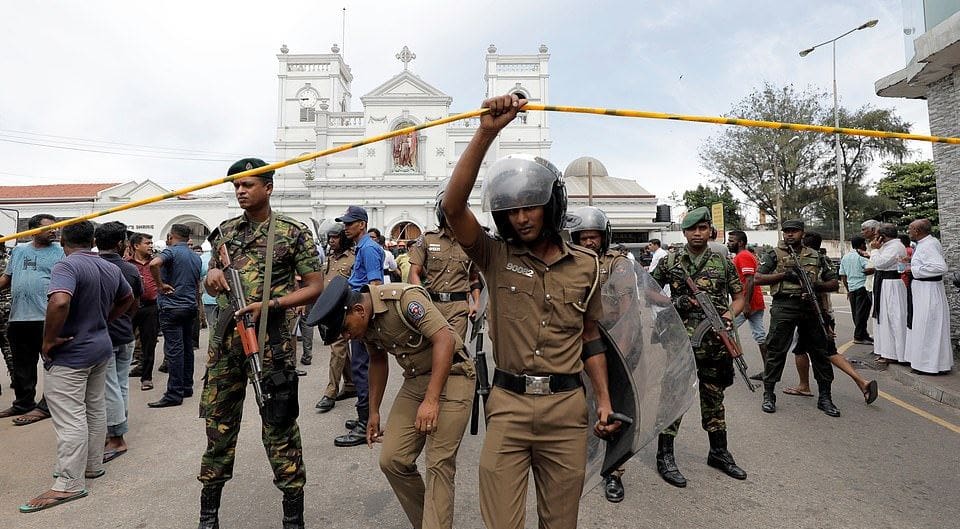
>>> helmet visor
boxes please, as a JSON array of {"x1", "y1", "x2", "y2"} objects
[
  {"x1": 565, "y1": 206, "x2": 608, "y2": 233},
  {"x1": 481, "y1": 156, "x2": 557, "y2": 213}
]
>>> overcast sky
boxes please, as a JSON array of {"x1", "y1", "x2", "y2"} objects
[{"x1": 0, "y1": 0, "x2": 931, "y2": 214}]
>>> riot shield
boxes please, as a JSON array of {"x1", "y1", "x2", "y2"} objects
[{"x1": 582, "y1": 260, "x2": 698, "y2": 496}]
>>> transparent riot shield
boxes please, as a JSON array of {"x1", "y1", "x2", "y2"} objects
[{"x1": 582, "y1": 260, "x2": 698, "y2": 496}]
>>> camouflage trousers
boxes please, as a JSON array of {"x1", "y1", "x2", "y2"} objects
[
  {"x1": 198, "y1": 317, "x2": 305, "y2": 494},
  {"x1": 663, "y1": 380, "x2": 726, "y2": 436}
]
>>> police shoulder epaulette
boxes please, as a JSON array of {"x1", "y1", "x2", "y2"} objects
[
  {"x1": 567, "y1": 241, "x2": 598, "y2": 258},
  {"x1": 376, "y1": 286, "x2": 404, "y2": 301}
]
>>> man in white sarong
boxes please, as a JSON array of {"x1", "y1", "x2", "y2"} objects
[
  {"x1": 905, "y1": 219, "x2": 954, "y2": 374},
  {"x1": 871, "y1": 224, "x2": 909, "y2": 364}
]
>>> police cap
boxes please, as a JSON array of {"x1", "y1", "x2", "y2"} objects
[
  {"x1": 227, "y1": 158, "x2": 274, "y2": 180},
  {"x1": 305, "y1": 276, "x2": 351, "y2": 344},
  {"x1": 680, "y1": 206, "x2": 712, "y2": 230},
  {"x1": 781, "y1": 219, "x2": 805, "y2": 231}
]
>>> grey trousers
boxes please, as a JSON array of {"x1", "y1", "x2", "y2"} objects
[{"x1": 44, "y1": 359, "x2": 109, "y2": 492}]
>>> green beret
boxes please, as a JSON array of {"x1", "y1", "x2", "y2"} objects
[
  {"x1": 681, "y1": 206, "x2": 712, "y2": 230},
  {"x1": 227, "y1": 157, "x2": 274, "y2": 180},
  {"x1": 781, "y1": 219, "x2": 805, "y2": 231}
]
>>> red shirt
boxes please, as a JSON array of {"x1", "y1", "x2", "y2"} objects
[
  {"x1": 732, "y1": 250, "x2": 764, "y2": 311},
  {"x1": 126, "y1": 255, "x2": 158, "y2": 301}
]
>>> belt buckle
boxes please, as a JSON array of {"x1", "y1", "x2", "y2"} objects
[
  {"x1": 524, "y1": 375, "x2": 552, "y2": 395},
  {"x1": 438, "y1": 292, "x2": 452, "y2": 302}
]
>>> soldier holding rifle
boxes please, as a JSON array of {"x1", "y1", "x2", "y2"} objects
[
  {"x1": 650, "y1": 207, "x2": 748, "y2": 487},
  {"x1": 198, "y1": 158, "x2": 323, "y2": 529}
]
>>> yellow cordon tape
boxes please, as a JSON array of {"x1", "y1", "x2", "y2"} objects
[{"x1": 2, "y1": 103, "x2": 957, "y2": 243}]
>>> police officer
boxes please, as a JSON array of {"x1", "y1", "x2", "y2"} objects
[
  {"x1": 315, "y1": 221, "x2": 357, "y2": 413},
  {"x1": 407, "y1": 186, "x2": 481, "y2": 341},
  {"x1": 566, "y1": 205, "x2": 632, "y2": 502},
  {"x1": 308, "y1": 276, "x2": 475, "y2": 529},
  {"x1": 755, "y1": 219, "x2": 840, "y2": 417},
  {"x1": 199, "y1": 158, "x2": 323, "y2": 529},
  {"x1": 441, "y1": 93, "x2": 621, "y2": 529},
  {"x1": 649, "y1": 207, "x2": 747, "y2": 487}
]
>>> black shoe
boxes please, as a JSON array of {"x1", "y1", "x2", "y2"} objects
[
  {"x1": 761, "y1": 391, "x2": 776, "y2": 413},
  {"x1": 706, "y1": 431, "x2": 747, "y2": 480},
  {"x1": 655, "y1": 434, "x2": 687, "y2": 488},
  {"x1": 198, "y1": 485, "x2": 222, "y2": 529},
  {"x1": 817, "y1": 393, "x2": 841, "y2": 417},
  {"x1": 748, "y1": 372, "x2": 763, "y2": 381},
  {"x1": 603, "y1": 474, "x2": 624, "y2": 503},
  {"x1": 300, "y1": 356, "x2": 312, "y2": 366},
  {"x1": 295, "y1": 369, "x2": 307, "y2": 377},
  {"x1": 335, "y1": 389, "x2": 358, "y2": 401},
  {"x1": 282, "y1": 490, "x2": 305, "y2": 529},
  {"x1": 129, "y1": 367, "x2": 143, "y2": 378},
  {"x1": 334, "y1": 423, "x2": 367, "y2": 447},
  {"x1": 148, "y1": 397, "x2": 183, "y2": 408},
  {"x1": 344, "y1": 419, "x2": 358, "y2": 430},
  {"x1": 315, "y1": 396, "x2": 335, "y2": 413},
  {"x1": 158, "y1": 361, "x2": 168, "y2": 373}
]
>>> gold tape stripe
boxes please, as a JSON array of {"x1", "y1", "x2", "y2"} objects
[{"x1": 4, "y1": 103, "x2": 959, "y2": 243}]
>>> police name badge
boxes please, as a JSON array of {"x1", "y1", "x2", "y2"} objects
[{"x1": 428, "y1": 244, "x2": 442, "y2": 253}]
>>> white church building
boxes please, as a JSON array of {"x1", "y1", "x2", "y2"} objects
[{"x1": 2, "y1": 44, "x2": 668, "y2": 246}]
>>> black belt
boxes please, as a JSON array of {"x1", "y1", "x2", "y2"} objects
[
  {"x1": 876, "y1": 270, "x2": 901, "y2": 280},
  {"x1": 914, "y1": 275, "x2": 943, "y2": 282},
  {"x1": 906, "y1": 275, "x2": 944, "y2": 329},
  {"x1": 772, "y1": 294, "x2": 803, "y2": 301},
  {"x1": 430, "y1": 292, "x2": 469, "y2": 302},
  {"x1": 492, "y1": 368, "x2": 582, "y2": 395}
]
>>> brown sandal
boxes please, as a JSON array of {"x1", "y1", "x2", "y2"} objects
[{"x1": 12, "y1": 409, "x2": 51, "y2": 426}]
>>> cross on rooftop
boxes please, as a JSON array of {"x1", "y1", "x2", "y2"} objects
[{"x1": 396, "y1": 46, "x2": 416, "y2": 70}]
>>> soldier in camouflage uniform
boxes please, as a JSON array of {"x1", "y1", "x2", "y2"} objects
[
  {"x1": 650, "y1": 207, "x2": 747, "y2": 487},
  {"x1": 566, "y1": 206, "x2": 633, "y2": 502},
  {"x1": 0, "y1": 245, "x2": 12, "y2": 384},
  {"x1": 198, "y1": 158, "x2": 323, "y2": 529}
]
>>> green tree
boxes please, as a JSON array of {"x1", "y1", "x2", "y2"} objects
[
  {"x1": 679, "y1": 184, "x2": 743, "y2": 229},
  {"x1": 876, "y1": 160, "x2": 939, "y2": 230}
]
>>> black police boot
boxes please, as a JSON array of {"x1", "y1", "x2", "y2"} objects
[
  {"x1": 817, "y1": 386, "x2": 841, "y2": 417},
  {"x1": 604, "y1": 473, "x2": 624, "y2": 503},
  {"x1": 197, "y1": 485, "x2": 222, "y2": 529},
  {"x1": 335, "y1": 419, "x2": 367, "y2": 447},
  {"x1": 655, "y1": 434, "x2": 687, "y2": 488},
  {"x1": 282, "y1": 490, "x2": 305, "y2": 529},
  {"x1": 761, "y1": 387, "x2": 776, "y2": 414},
  {"x1": 706, "y1": 430, "x2": 747, "y2": 480}
]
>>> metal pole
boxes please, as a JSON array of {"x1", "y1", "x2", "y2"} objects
[{"x1": 833, "y1": 41, "x2": 846, "y2": 253}]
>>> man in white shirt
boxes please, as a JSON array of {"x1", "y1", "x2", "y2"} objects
[
  {"x1": 871, "y1": 224, "x2": 909, "y2": 365},
  {"x1": 647, "y1": 239, "x2": 668, "y2": 272},
  {"x1": 904, "y1": 219, "x2": 953, "y2": 375}
]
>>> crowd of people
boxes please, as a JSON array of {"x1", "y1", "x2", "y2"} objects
[{"x1": 0, "y1": 94, "x2": 954, "y2": 528}]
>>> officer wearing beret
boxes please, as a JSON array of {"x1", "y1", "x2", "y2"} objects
[
  {"x1": 198, "y1": 158, "x2": 323, "y2": 529},
  {"x1": 441, "y1": 93, "x2": 621, "y2": 529},
  {"x1": 650, "y1": 206, "x2": 747, "y2": 487},
  {"x1": 755, "y1": 219, "x2": 840, "y2": 417},
  {"x1": 308, "y1": 276, "x2": 475, "y2": 529}
]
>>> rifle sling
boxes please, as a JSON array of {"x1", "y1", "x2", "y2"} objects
[{"x1": 257, "y1": 212, "x2": 278, "y2": 354}]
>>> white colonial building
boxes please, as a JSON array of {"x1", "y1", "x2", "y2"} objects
[{"x1": 2, "y1": 44, "x2": 668, "y2": 246}]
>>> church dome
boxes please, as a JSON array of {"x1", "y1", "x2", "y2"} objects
[{"x1": 564, "y1": 156, "x2": 609, "y2": 178}]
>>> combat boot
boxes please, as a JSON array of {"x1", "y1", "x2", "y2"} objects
[
  {"x1": 655, "y1": 434, "x2": 687, "y2": 488},
  {"x1": 282, "y1": 490, "x2": 305, "y2": 529},
  {"x1": 197, "y1": 485, "x2": 222, "y2": 529},
  {"x1": 749, "y1": 344, "x2": 768, "y2": 380},
  {"x1": 706, "y1": 430, "x2": 747, "y2": 480},
  {"x1": 761, "y1": 387, "x2": 776, "y2": 413},
  {"x1": 817, "y1": 386, "x2": 841, "y2": 417}
]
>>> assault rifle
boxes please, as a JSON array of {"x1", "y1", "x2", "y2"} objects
[
  {"x1": 218, "y1": 245, "x2": 268, "y2": 409},
  {"x1": 469, "y1": 312, "x2": 490, "y2": 435},
  {"x1": 785, "y1": 245, "x2": 832, "y2": 341},
  {"x1": 684, "y1": 276, "x2": 756, "y2": 392}
]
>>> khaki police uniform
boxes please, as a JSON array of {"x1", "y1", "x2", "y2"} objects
[
  {"x1": 408, "y1": 229, "x2": 476, "y2": 340},
  {"x1": 323, "y1": 248, "x2": 356, "y2": 399},
  {"x1": 364, "y1": 283, "x2": 475, "y2": 529},
  {"x1": 463, "y1": 235, "x2": 602, "y2": 529}
]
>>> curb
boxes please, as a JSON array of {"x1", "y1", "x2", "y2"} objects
[{"x1": 886, "y1": 363, "x2": 960, "y2": 410}]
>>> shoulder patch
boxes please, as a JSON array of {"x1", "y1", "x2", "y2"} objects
[{"x1": 406, "y1": 300, "x2": 426, "y2": 322}]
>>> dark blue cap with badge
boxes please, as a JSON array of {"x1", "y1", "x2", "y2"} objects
[
  {"x1": 335, "y1": 205, "x2": 368, "y2": 223},
  {"x1": 227, "y1": 157, "x2": 274, "y2": 180},
  {"x1": 306, "y1": 276, "x2": 352, "y2": 344}
]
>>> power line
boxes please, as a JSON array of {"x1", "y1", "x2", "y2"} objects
[
  {"x1": 0, "y1": 128, "x2": 261, "y2": 157},
  {"x1": 0, "y1": 136, "x2": 272, "y2": 162}
]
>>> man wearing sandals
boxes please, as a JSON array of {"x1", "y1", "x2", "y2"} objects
[
  {"x1": 0, "y1": 213, "x2": 64, "y2": 426},
  {"x1": 20, "y1": 221, "x2": 134, "y2": 513}
]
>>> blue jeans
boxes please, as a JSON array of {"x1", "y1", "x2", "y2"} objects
[
  {"x1": 350, "y1": 339, "x2": 369, "y2": 419},
  {"x1": 105, "y1": 341, "x2": 134, "y2": 437},
  {"x1": 735, "y1": 309, "x2": 767, "y2": 344},
  {"x1": 160, "y1": 307, "x2": 195, "y2": 401}
]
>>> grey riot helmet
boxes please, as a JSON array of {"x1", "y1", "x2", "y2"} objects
[
  {"x1": 481, "y1": 154, "x2": 567, "y2": 243},
  {"x1": 318, "y1": 219, "x2": 351, "y2": 250},
  {"x1": 565, "y1": 206, "x2": 612, "y2": 254}
]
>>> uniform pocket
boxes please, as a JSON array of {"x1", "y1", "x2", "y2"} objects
[{"x1": 497, "y1": 278, "x2": 535, "y2": 321}]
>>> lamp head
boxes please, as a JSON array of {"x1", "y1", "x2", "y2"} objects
[
  {"x1": 859, "y1": 19, "x2": 879, "y2": 30},
  {"x1": 799, "y1": 47, "x2": 814, "y2": 57}
]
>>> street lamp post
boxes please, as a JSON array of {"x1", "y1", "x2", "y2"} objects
[{"x1": 800, "y1": 18, "x2": 878, "y2": 252}]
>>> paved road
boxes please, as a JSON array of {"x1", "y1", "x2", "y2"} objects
[{"x1": 1, "y1": 294, "x2": 958, "y2": 528}]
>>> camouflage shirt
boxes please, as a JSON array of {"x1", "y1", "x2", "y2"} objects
[{"x1": 650, "y1": 246, "x2": 742, "y2": 324}]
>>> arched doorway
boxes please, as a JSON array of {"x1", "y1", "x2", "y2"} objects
[
  {"x1": 160, "y1": 215, "x2": 211, "y2": 248},
  {"x1": 390, "y1": 221, "x2": 422, "y2": 242}
]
